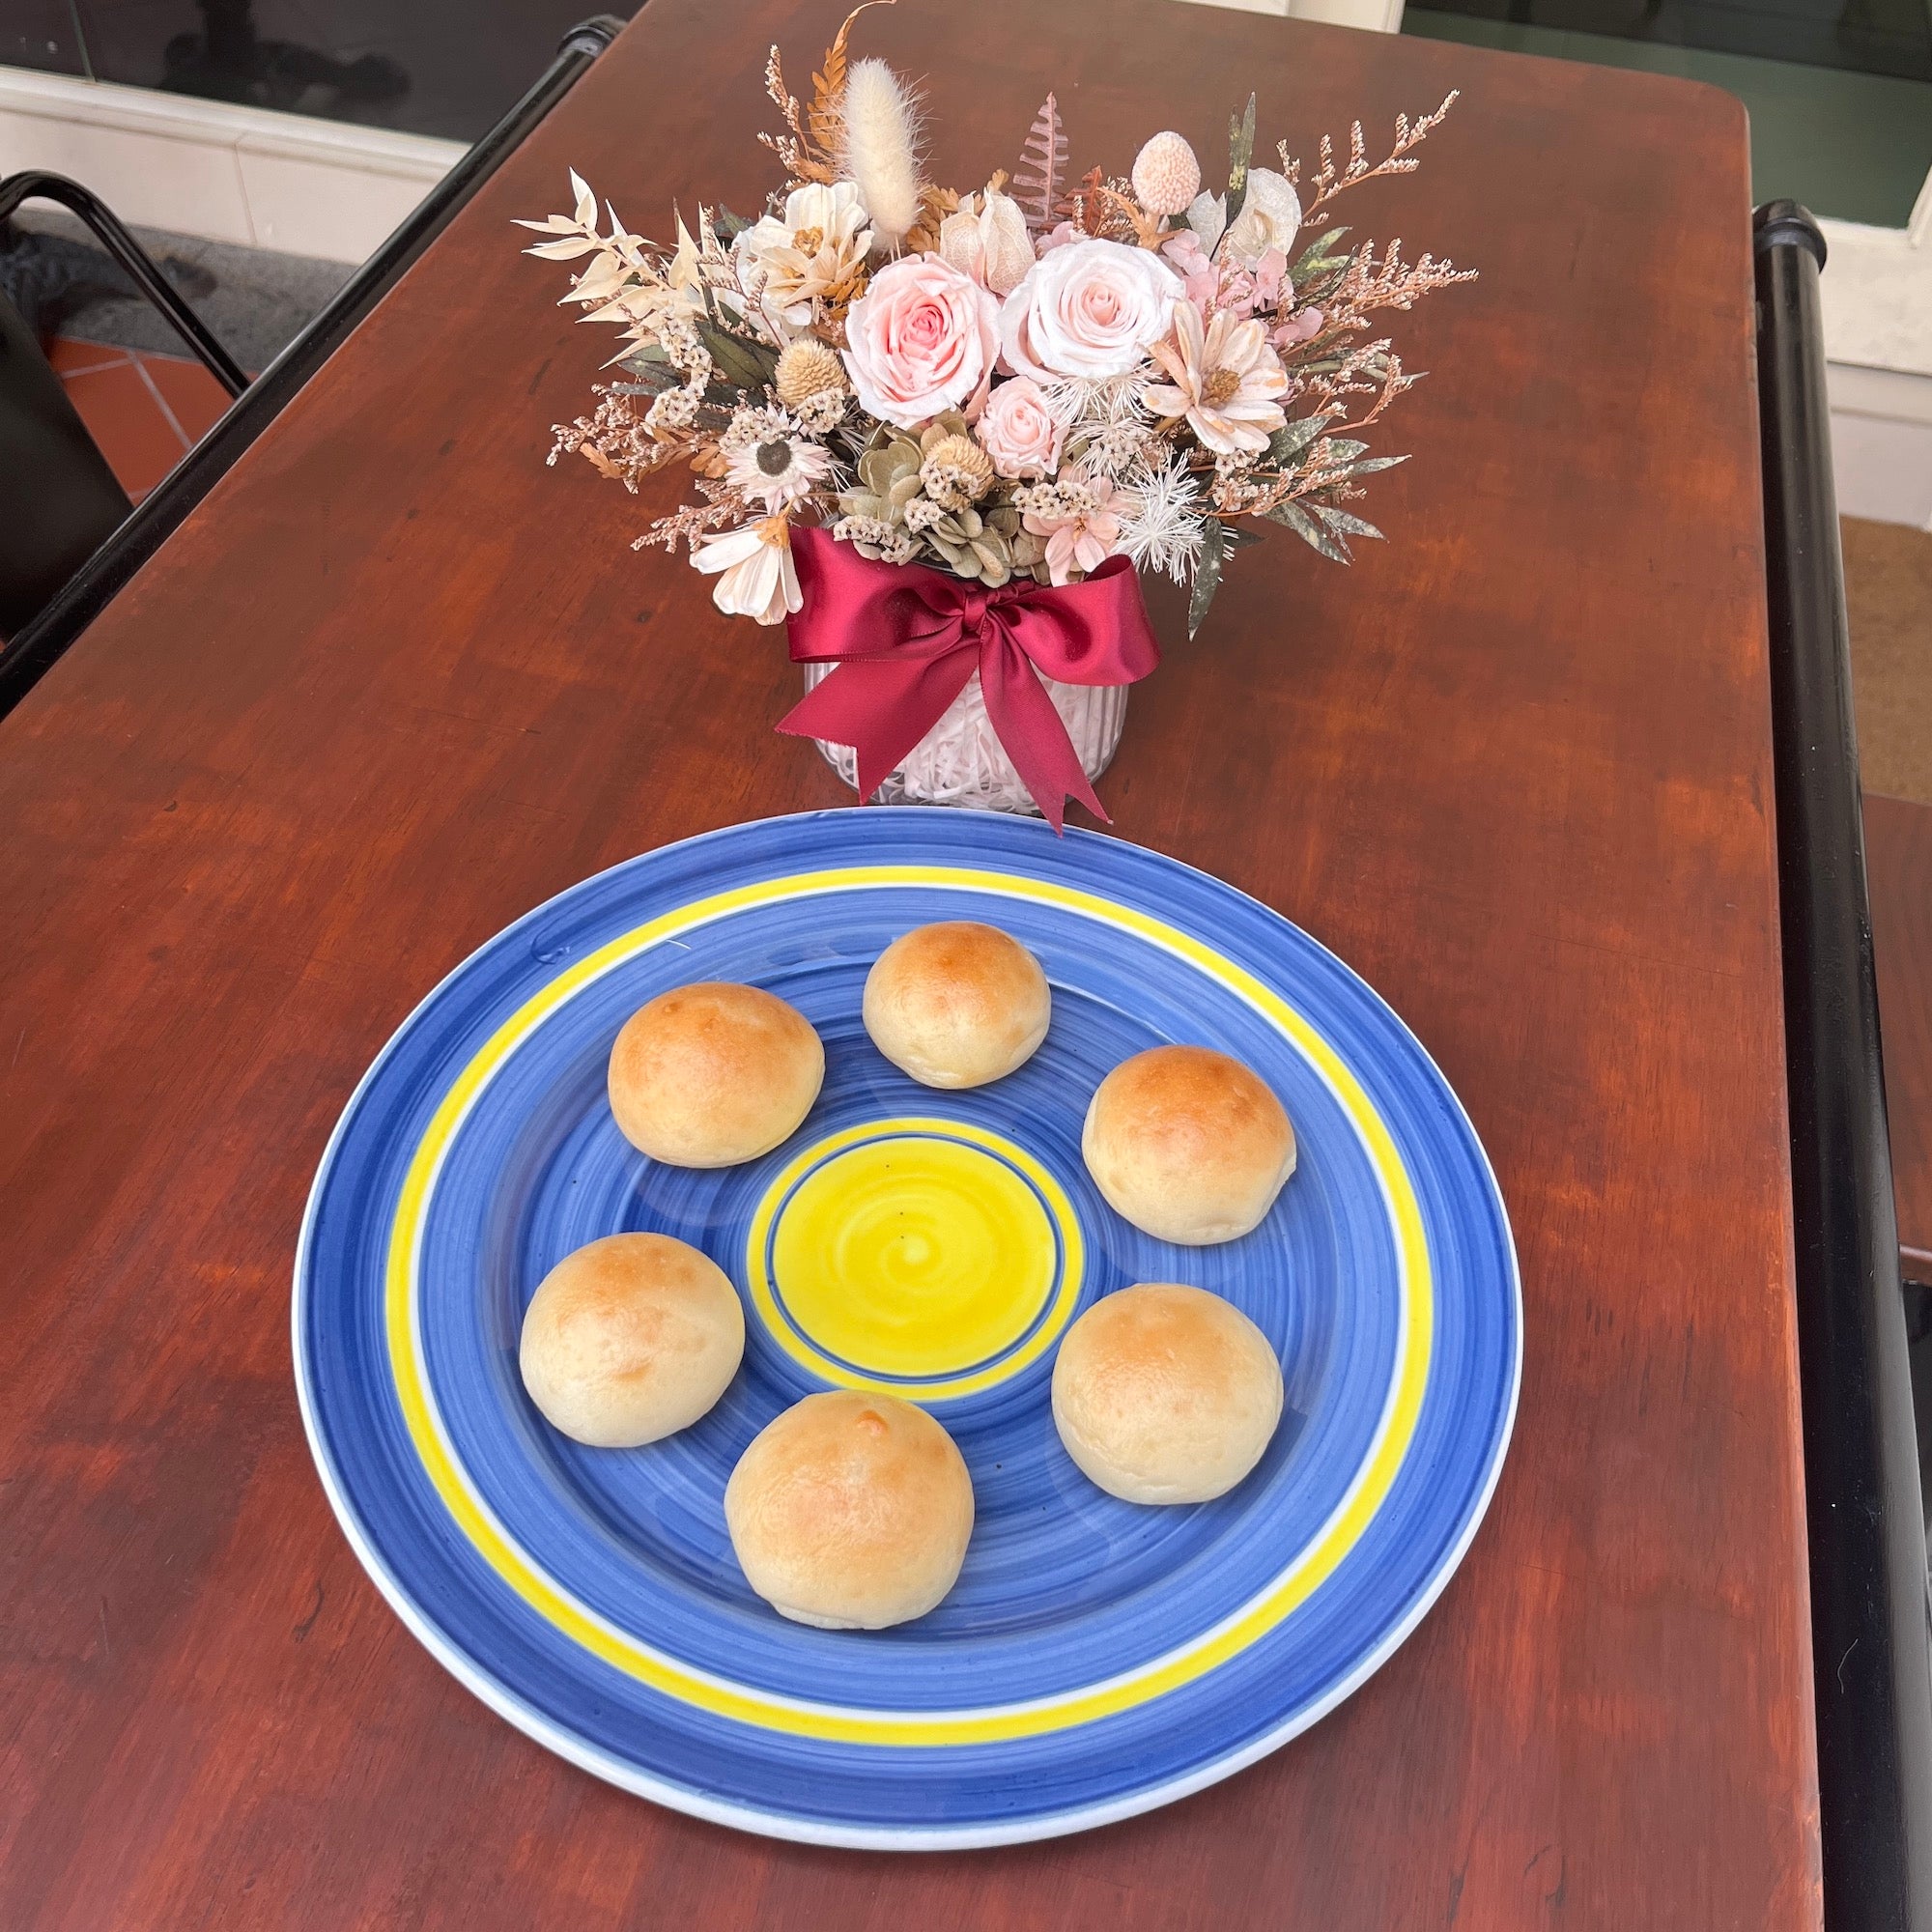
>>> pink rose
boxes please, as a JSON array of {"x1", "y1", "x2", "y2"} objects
[
  {"x1": 841, "y1": 254, "x2": 1000, "y2": 430},
  {"x1": 1000, "y1": 237, "x2": 1182, "y2": 382},
  {"x1": 976, "y1": 377, "x2": 1065, "y2": 478}
]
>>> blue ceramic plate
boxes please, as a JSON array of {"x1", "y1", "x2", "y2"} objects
[{"x1": 294, "y1": 810, "x2": 1519, "y2": 1848}]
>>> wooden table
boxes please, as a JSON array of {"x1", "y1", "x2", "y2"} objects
[{"x1": 0, "y1": 2, "x2": 1819, "y2": 1922}]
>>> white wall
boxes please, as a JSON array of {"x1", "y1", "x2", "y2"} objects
[{"x1": 0, "y1": 67, "x2": 463, "y2": 265}]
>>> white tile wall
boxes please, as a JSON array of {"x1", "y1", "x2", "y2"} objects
[
  {"x1": 0, "y1": 65, "x2": 463, "y2": 264},
  {"x1": 1830, "y1": 364, "x2": 1932, "y2": 530}
]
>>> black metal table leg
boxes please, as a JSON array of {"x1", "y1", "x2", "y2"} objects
[{"x1": 1755, "y1": 196, "x2": 1932, "y2": 1932}]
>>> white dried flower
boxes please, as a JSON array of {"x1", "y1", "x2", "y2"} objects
[
  {"x1": 735, "y1": 182, "x2": 872, "y2": 330},
  {"x1": 691, "y1": 518, "x2": 801, "y2": 624},
  {"x1": 721, "y1": 403, "x2": 799, "y2": 452},
  {"x1": 1221, "y1": 168, "x2": 1302, "y2": 266},
  {"x1": 835, "y1": 516, "x2": 920, "y2": 564},
  {"x1": 725, "y1": 433, "x2": 835, "y2": 512},
  {"x1": 1119, "y1": 458, "x2": 1206, "y2": 583},
  {"x1": 657, "y1": 312, "x2": 706, "y2": 372},
  {"x1": 645, "y1": 386, "x2": 699, "y2": 434},
  {"x1": 793, "y1": 388, "x2": 849, "y2": 434},
  {"x1": 836, "y1": 59, "x2": 923, "y2": 250},
  {"x1": 1012, "y1": 475, "x2": 1099, "y2": 522},
  {"x1": 1131, "y1": 132, "x2": 1202, "y2": 218},
  {"x1": 1081, "y1": 419, "x2": 1154, "y2": 481}
]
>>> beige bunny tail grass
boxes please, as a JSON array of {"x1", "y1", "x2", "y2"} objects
[{"x1": 838, "y1": 58, "x2": 923, "y2": 249}]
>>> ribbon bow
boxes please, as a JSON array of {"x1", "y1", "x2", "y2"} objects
[{"x1": 777, "y1": 526, "x2": 1160, "y2": 833}]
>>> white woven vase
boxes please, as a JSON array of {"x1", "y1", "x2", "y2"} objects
[{"x1": 803, "y1": 664, "x2": 1129, "y2": 815}]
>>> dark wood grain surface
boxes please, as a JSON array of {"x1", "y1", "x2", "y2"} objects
[
  {"x1": 0, "y1": 4, "x2": 1817, "y2": 1924},
  {"x1": 1868, "y1": 793, "x2": 1932, "y2": 1269}
]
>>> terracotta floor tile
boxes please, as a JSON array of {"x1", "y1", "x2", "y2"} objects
[
  {"x1": 46, "y1": 336, "x2": 131, "y2": 378},
  {"x1": 137, "y1": 353, "x2": 236, "y2": 445},
  {"x1": 1846, "y1": 517, "x2": 1932, "y2": 810},
  {"x1": 59, "y1": 360, "x2": 188, "y2": 501}
]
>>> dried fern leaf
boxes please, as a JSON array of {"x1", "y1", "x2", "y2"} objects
[{"x1": 1011, "y1": 93, "x2": 1068, "y2": 237}]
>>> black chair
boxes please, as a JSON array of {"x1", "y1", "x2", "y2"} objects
[
  {"x1": 0, "y1": 15, "x2": 624, "y2": 717},
  {"x1": 0, "y1": 172, "x2": 247, "y2": 640}
]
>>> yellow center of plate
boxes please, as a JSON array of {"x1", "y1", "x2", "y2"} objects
[{"x1": 746, "y1": 1118, "x2": 1083, "y2": 1400}]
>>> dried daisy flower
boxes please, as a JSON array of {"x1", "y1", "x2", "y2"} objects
[
  {"x1": 692, "y1": 517, "x2": 801, "y2": 625},
  {"x1": 735, "y1": 182, "x2": 873, "y2": 329},
  {"x1": 1146, "y1": 304, "x2": 1289, "y2": 456},
  {"x1": 775, "y1": 340, "x2": 846, "y2": 408},
  {"x1": 726, "y1": 432, "x2": 836, "y2": 512},
  {"x1": 919, "y1": 433, "x2": 994, "y2": 509}
]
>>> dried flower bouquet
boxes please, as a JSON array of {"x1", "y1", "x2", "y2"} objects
[{"x1": 522, "y1": 2, "x2": 1473, "y2": 641}]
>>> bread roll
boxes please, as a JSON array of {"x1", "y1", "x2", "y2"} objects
[
  {"x1": 863, "y1": 922, "x2": 1050, "y2": 1089},
  {"x1": 608, "y1": 981, "x2": 823, "y2": 1167},
  {"x1": 724, "y1": 1391, "x2": 975, "y2": 1629},
  {"x1": 1082, "y1": 1044, "x2": 1295, "y2": 1244},
  {"x1": 1052, "y1": 1284, "x2": 1283, "y2": 1503},
  {"x1": 519, "y1": 1233, "x2": 745, "y2": 1447}
]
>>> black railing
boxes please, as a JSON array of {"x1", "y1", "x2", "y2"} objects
[
  {"x1": 1755, "y1": 197, "x2": 1932, "y2": 1932},
  {"x1": 0, "y1": 14, "x2": 626, "y2": 721}
]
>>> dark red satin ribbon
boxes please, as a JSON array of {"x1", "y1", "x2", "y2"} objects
[{"x1": 777, "y1": 525, "x2": 1160, "y2": 833}]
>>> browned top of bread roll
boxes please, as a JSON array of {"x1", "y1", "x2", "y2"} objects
[
  {"x1": 1082, "y1": 1044, "x2": 1295, "y2": 1244},
  {"x1": 724, "y1": 1390, "x2": 975, "y2": 1630},
  {"x1": 519, "y1": 1233, "x2": 745, "y2": 1448},
  {"x1": 863, "y1": 922, "x2": 1050, "y2": 1089},
  {"x1": 1051, "y1": 1283, "x2": 1283, "y2": 1503},
  {"x1": 608, "y1": 981, "x2": 823, "y2": 1167}
]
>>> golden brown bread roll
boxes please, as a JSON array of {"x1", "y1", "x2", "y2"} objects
[
  {"x1": 863, "y1": 921, "x2": 1050, "y2": 1089},
  {"x1": 724, "y1": 1390, "x2": 976, "y2": 1629},
  {"x1": 1051, "y1": 1283, "x2": 1283, "y2": 1503},
  {"x1": 519, "y1": 1233, "x2": 745, "y2": 1447},
  {"x1": 1081, "y1": 1044, "x2": 1295, "y2": 1244},
  {"x1": 608, "y1": 981, "x2": 823, "y2": 1167}
]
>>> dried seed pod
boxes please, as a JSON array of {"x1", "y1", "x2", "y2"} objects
[
  {"x1": 1131, "y1": 131, "x2": 1202, "y2": 218},
  {"x1": 774, "y1": 340, "x2": 847, "y2": 408}
]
